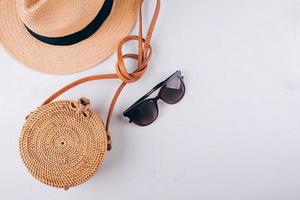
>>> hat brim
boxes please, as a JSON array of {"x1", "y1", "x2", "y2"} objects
[{"x1": 0, "y1": 0, "x2": 139, "y2": 74}]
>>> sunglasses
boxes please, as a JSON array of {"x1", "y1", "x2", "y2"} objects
[{"x1": 123, "y1": 70, "x2": 185, "y2": 126}]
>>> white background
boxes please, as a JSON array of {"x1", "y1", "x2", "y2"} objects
[{"x1": 1, "y1": 0, "x2": 300, "y2": 199}]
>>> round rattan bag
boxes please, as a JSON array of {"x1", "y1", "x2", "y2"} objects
[{"x1": 19, "y1": 98, "x2": 110, "y2": 189}]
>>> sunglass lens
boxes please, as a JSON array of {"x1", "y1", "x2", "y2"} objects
[
  {"x1": 160, "y1": 76, "x2": 185, "y2": 104},
  {"x1": 129, "y1": 100, "x2": 158, "y2": 126}
]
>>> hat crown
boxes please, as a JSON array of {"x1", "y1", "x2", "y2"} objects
[{"x1": 17, "y1": 0, "x2": 105, "y2": 37}]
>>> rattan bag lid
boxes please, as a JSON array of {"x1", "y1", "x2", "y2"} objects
[{"x1": 19, "y1": 98, "x2": 108, "y2": 189}]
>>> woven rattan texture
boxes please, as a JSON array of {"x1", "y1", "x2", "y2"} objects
[{"x1": 19, "y1": 100, "x2": 107, "y2": 189}]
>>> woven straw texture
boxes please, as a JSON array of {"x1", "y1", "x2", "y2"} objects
[
  {"x1": 19, "y1": 99, "x2": 107, "y2": 189},
  {"x1": 17, "y1": 0, "x2": 107, "y2": 38},
  {"x1": 0, "y1": 0, "x2": 139, "y2": 74}
]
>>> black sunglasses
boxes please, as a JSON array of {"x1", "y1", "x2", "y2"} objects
[{"x1": 123, "y1": 70, "x2": 185, "y2": 126}]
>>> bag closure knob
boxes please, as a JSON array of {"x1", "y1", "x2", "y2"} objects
[{"x1": 70, "y1": 97, "x2": 91, "y2": 118}]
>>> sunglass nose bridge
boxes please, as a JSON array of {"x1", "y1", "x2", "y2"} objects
[{"x1": 153, "y1": 96, "x2": 160, "y2": 102}]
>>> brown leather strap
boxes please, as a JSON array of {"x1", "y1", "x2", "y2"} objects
[{"x1": 42, "y1": 0, "x2": 161, "y2": 132}]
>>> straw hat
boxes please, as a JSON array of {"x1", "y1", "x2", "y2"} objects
[{"x1": 0, "y1": 0, "x2": 139, "y2": 74}]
